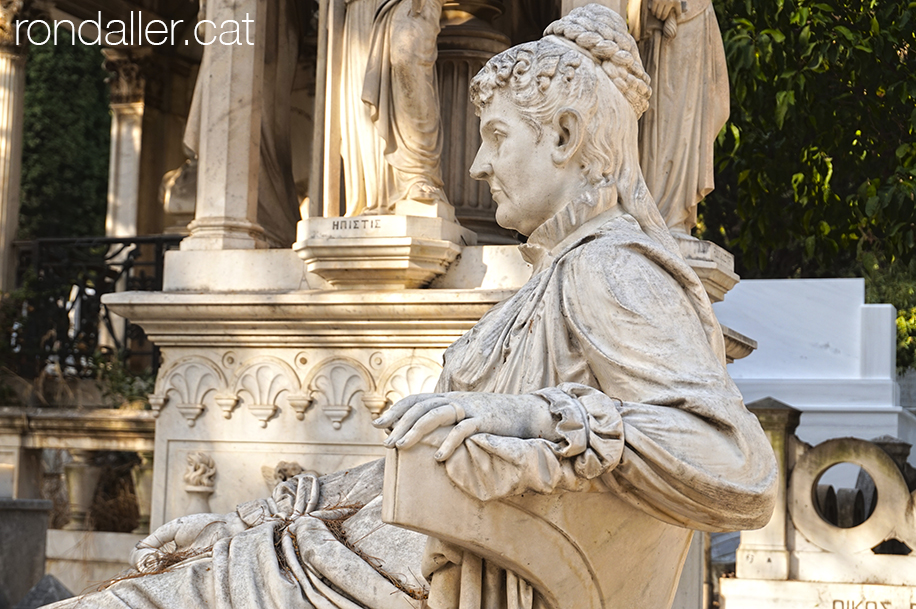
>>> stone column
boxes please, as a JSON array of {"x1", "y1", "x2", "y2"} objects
[
  {"x1": 737, "y1": 397, "x2": 801, "y2": 580},
  {"x1": 180, "y1": 0, "x2": 269, "y2": 251},
  {"x1": 102, "y1": 49, "x2": 146, "y2": 239},
  {"x1": 436, "y1": 1, "x2": 512, "y2": 244},
  {"x1": 130, "y1": 450, "x2": 154, "y2": 534},
  {"x1": 63, "y1": 449, "x2": 102, "y2": 531},
  {"x1": 0, "y1": 1, "x2": 27, "y2": 292}
]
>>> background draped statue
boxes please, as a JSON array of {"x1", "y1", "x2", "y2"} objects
[
  {"x1": 340, "y1": 0, "x2": 449, "y2": 216},
  {"x1": 41, "y1": 6, "x2": 775, "y2": 609},
  {"x1": 628, "y1": 0, "x2": 730, "y2": 235}
]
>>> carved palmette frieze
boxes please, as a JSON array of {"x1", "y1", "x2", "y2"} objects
[
  {"x1": 307, "y1": 361, "x2": 371, "y2": 430},
  {"x1": 151, "y1": 358, "x2": 224, "y2": 426},
  {"x1": 381, "y1": 359, "x2": 442, "y2": 409},
  {"x1": 150, "y1": 351, "x2": 450, "y2": 429},
  {"x1": 214, "y1": 393, "x2": 240, "y2": 419},
  {"x1": 234, "y1": 359, "x2": 301, "y2": 428}
]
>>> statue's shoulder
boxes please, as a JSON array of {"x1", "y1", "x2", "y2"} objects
[
  {"x1": 567, "y1": 214, "x2": 659, "y2": 270},
  {"x1": 563, "y1": 215, "x2": 683, "y2": 298}
]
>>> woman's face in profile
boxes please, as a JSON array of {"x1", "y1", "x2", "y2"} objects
[{"x1": 469, "y1": 92, "x2": 568, "y2": 237}]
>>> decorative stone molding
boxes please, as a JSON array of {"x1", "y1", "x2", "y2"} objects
[
  {"x1": 725, "y1": 399, "x2": 916, "y2": 608},
  {"x1": 147, "y1": 394, "x2": 166, "y2": 417},
  {"x1": 234, "y1": 358, "x2": 300, "y2": 428},
  {"x1": 381, "y1": 360, "x2": 442, "y2": 407},
  {"x1": 677, "y1": 238, "x2": 740, "y2": 304},
  {"x1": 155, "y1": 358, "x2": 225, "y2": 426},
  {"x1": 294, "y1": 215, "x2": 476, "y2": 289},
  {"x1": 214, "y1": 393, "x2": 240, "y2": 419},
  {"x1": 788, "y1": 437, "x2": 916, "y2": 556},
  {"x1": 287, "y1": 393, "x2": 312, "y2": 421},
  {"x1": 102, "y1": 48, "x2": 146, "y2": 105},
  {"x1": 261, "y1": 460, "x2": 308, "y2": 490},
  {"x1": 306, "y1": 360, "x2": 371, "y2": 430},
  {"x1": 183, "y1": 452, "x2": 216, "y2": 514}
]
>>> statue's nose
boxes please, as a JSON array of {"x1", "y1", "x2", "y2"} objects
[{"x1": 469, "y1": 148, "x2": 491, "y2": 180}]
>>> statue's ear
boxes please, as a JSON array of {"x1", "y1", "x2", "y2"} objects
[{"x1": 552, "y1": 108, "x2": 585, "y2": 166}]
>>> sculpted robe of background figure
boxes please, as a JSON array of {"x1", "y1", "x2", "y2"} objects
[
  {"x1": 629, "y1": 0, "x2": 730, "y2": 235},
  {"x1": 340, "y1": 0, "x2": 448, "y2": 215}
]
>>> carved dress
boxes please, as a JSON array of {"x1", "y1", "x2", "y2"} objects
[
  {"x1": 630, "y1": 0, "x2": 730, "y2": 233},
  {"x1": 44, "y1": 191, "x2": 775, "y2": 609},
  {"x1": 340, "y1": 0, "x2": 446, "y2": 215}
]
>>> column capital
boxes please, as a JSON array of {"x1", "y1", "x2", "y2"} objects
[
  {"x1": 0, "y1": 0, "x2": 25, "y2": 52},
  {"x1": 102, "y1": 48, "x2": 148, "y2": 105},
  {"x1": 0, "y1": 0, "x2": 53, "y2": 53}
]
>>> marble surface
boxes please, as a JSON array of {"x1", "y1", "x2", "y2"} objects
[
  {"x1": 712, "y1": 278, "x2": 911, "y2": 454},
  {"x1": 337, "y1": 0, "x2": 449, "y2": 216},
  {"x1": 630, "y1": 0, "x2": 730, "y2": 235},
  {"x1": 75, "y1": 6, "x2": 776, "y2": 609}
]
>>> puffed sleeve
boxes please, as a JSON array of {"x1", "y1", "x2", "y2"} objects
[
  {"x1": 439, "y1": 236, "x2": 776, "y2": 532},
  {"x1": 557, "y1": 238, "x2": 777, "y2": 530}
]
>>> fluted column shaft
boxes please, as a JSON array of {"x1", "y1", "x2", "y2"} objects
[
  {"x1": 103, "y1": 49, "x2": 146, "y2": 239},
  {"x1": 437, "y1": 2, "x2": 513, "y2": 244},
  {"x1": 0, "y1": 43, "x2": 25, "y2": 292}
]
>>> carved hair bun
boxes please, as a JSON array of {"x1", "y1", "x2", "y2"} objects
[{"x1": 544, "y1": 4, "x2": 652, "y2": 118}]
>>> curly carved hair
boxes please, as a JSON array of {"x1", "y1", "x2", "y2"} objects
[{"x1": 469, "y1": 4, "x2": 679, "y2": 256}]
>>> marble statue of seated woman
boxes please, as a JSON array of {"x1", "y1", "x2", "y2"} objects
[{"x1": 44, "y1": 5, "x2": 777, "y2": 609}]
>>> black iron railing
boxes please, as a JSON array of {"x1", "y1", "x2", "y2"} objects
[{"x1": 8, "y1": 235, "x2": 183, "y2": 381}]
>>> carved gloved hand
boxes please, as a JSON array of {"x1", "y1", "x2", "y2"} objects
[
  {"x1": 372, "y1": 392, "x2": 560, "y2": 461},
  {"x1": 129, "y1": 512, "x2": 247, "y2": 571}
]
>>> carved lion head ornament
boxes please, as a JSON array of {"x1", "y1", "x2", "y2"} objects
[{"x1": 470, "y1": 4, "x2": 678, "y2": 256}]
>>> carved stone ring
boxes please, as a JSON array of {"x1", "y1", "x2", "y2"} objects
[{"x1": 451, "y1": 402, "x2": 466, "y2": 423}]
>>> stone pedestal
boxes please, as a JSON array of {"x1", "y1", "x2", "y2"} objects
[
  {"x1": 677, "y1": 238, "x2": 740, "y2": 303},
  {"x1": 105, "y1": 234, "x2": 754, "y2": 531},
  {"x1": 105, "y1": 277, "x2": 513, "y2": 527},
  {"x1": 0, "y1": 498, "x2": 52, "y2": 608},
  {"x1": 294, "y1": 216, "x2": 477, "y2": 289},
  {"x1": 0, "y1": 41, "x2": 25, "y2": 292}
]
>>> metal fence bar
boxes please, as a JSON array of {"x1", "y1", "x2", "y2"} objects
[{"x1": 7, "y1": 235, "x2": 183, "y2": 381}]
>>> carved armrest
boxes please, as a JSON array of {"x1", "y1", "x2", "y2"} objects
[{"x1": 382, "y1": 440, "x2": 693, "y2": 609}]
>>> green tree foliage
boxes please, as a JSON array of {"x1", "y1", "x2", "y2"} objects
[
  {"x1": 863, "y1": 255, "x2": 916, "y2": 373},
  {"x1": 702, "y1": 0, "x2": 916, "y2": 279},
  {"x1": 20, "y1": 37, "x2": 110, "y2": 239}
]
